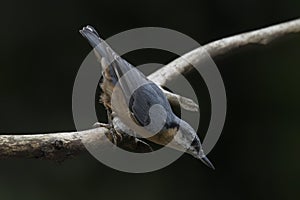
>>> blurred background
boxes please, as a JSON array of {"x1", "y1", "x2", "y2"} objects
[{"x1": 0, "y1": 0, "x2": 299, "y2": 199}]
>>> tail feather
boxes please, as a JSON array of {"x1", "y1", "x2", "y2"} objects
[
  {"x1": 79, "y1": 25, "x2": 115, "y2": 64},
  {"x1": 80, "y1": 25, "x2": 149, "y2": 102}
]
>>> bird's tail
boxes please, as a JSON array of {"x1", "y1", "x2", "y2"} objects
[
  {"x1": 80, "y1": 25, "x2": 137, "y2": 77},
  {"x1": 80, "y1": 25, "x2": 148, "y2": 101},
  {"x1": 79, "y1": 25, "x2": 118, "y2": 66}
]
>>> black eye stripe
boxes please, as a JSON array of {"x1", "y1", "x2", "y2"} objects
[{"x1": 191, "y1": 138, "x2": 200, "y2": 152}]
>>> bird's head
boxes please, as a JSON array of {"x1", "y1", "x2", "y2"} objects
[{"x1": 173, "y1": 118, "x2": 215, "y2": 169}]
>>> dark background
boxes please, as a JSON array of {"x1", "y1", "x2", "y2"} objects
[{"x1": 0, "y1": 0, "x2": 299, "y2": 199}]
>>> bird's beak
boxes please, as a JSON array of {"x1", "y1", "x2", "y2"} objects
[{"x1": 199, "y1": 155, "x2": 215, "y2": 170}]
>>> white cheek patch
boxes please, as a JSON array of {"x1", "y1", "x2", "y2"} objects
[{"x1": 171, "y1": 130, "x2": 191, "y2": 151}]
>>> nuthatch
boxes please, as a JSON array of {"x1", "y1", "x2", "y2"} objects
[{"x1": 80, "y1": 25, "x2": 215, "y2": 169}]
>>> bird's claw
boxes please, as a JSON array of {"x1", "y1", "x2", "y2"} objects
[
  {"x1": 93, "y1": 122, "x2": 111, "y2": 129},
  {"x1": 134, "y1": 138, "x2": 153, "y2": 152},
  {"x1": 107, "y1": 126, "x2": 122, "y2": 146},
  {"x1": 93, "y1": 122, "x2": 122, "y2": 145}
]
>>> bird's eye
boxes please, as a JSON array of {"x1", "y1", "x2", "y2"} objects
[{"x1": 190, "y1": 138, "x2": 200, "y2": 152}]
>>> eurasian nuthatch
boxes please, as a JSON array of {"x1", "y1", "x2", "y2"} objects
[{"x1": 80, "y1": 25, "x2": 214, "y2": 169}]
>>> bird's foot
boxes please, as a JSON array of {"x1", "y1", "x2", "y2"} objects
[
  {"x1": 134, "y1": 138, "x2": 153, "y2": 152},
  {"x1": 93, "y1": 122, "x2": 111, "y2": 129},
  {"x1": 93, "y1": 122, "x2": 122, "y2": 145},
  {"x1": 109, "y1": 128, "x2": 123, "y2": 146}
]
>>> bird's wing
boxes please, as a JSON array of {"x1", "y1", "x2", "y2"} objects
[
  {"x1": 80, "y1": 25, "x2": 149, "y2": 103},
  {"x1": 129, "y1": 82, "x2": 172, "y2": 127},
  {"x1": 80, "y1": 26, "x2": 173, "y2": 128}
]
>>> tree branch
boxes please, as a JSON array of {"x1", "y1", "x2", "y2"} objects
[
  {"x1": 0, "y1": 127, "x2": 151, "y2": 161},
  {"x1": 1, "y1": 18, "x2": 299, "y2": 161},
  {"x1": 148, "y1": 18, "x2": 300, "y2": 86}
]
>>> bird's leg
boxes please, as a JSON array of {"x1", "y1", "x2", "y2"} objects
[
  {"x1": 106, "y1": 110, "x2": 123, "y2": 145},
  {"x1": 133, "y1": 137, "x2": 153, "y2": 152},
  {"x1": 92, "y1": 110, "x2": 122, "y2": 145},
  {"x1": 117, "y1": 131, "x2": 153, "y2": 153},
  {"x1": 92, "y1": 122, "x2": 111, "y2": 129},
  {"x1": 111, "y1": 115, "x2": 153, "y2": 152}
]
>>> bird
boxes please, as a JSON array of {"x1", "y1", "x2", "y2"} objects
[{"x1": 80, "y1": 25, "x2": 215, "y2": 169}]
